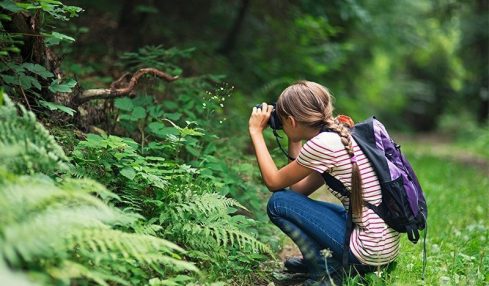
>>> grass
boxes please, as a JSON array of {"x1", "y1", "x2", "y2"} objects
[{"x1": 345, "y1": 145, "x2": 489, "y2": 285}]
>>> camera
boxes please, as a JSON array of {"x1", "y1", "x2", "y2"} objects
[{"x1": 255, "y1": 103, "x2": 282, "y2": 130}]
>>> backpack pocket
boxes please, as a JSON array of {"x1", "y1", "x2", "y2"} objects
[{"x1": 370, "y1": 176, "x2": 417, "y2": 233}]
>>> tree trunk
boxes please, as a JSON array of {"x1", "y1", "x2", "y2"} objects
[
  {"x1": 217, "y1": 0, "x2": 251, "y2": 55},
  {"x1": 116, "y1": 0, "x2": 153, "y2": 51},
  {"x1": 2, "y1": 11, "x2": 61, "y2": 102}
]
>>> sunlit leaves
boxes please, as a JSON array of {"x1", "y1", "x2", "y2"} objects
[{"x1": 48, "y1": 78, "x2": 77, "y2": 93}]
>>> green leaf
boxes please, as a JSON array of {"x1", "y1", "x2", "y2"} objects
[
  {"x1": 166, "y1": 112, "x2": 182, "y2": 121},
  {"x1": 179, "y1": 127, "x2": 205, "y2": 137},
  {"x1": 120, "y1": 167, "x2": 136, "y2": 180},
  {"x1": 44, "y1": 31, "x2": 75, "y2": 46},
  {"x1": 147, "y1": 122, "x2": 180, "y2": 137},
  {"x1": 163, "y1": 101, "x2": 178, "y2": 110},
  {"x1": 0, "y1": 13, "x2": 12, "y2": 21},
  {"x1": 1, "y1": 74, "x2": 17, "y2": 85},
  {"x1": 22, "y1": 63, "x2": 54, "y2": 79},
  {"x1": 0, "y1": 0, "x2": 23, "y2": 12},
  {"x1": 49, "y1": 79, "x2": 76, "y2": 93},
  {"x1": 114, "y1": 97, "x2": 133, "y2": 111},
  {"x1": 39, "y1": 100, "x2": 76, "y2": 116},
  {"x1": 19, "y1": 74, "x2": 35, "y2": 90},
  {"x1": 131, "y1": 106, "x2": 146, "y2": 120}
]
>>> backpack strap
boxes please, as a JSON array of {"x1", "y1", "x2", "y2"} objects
[
  {"x1": 321, "y1": 172, "x2": 353, "y2": 270},
  {"x1": 321, "y1": 172, "x2": 350, "y2": 197}
]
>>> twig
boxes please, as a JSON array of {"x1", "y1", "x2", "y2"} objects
[
  {"x1": 75, "y1": 68, "x2": 178, "y2": 104},
  {"x1": 110, "y1": 72, "x2": 132, "y2": 89},
  {"x1": 18, "y1": 85, "x2": 31, "y2": 111}
]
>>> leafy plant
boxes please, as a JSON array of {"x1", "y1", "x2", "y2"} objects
[
  {"x1": 72, "y1": 131, "x2": 274, "y2": 281},
  {"x1": 0, "y1": 0, "x2": 80, "y2": 114},
  {"x1": 0, "y1": 90, "x2": 199, "y2": 286},
  {"x1": 119, "y1": 45, "x2": 195, "y2": 77},
  {"x1": 0, "y1": 92, "x2": 69, "y2": 175}
]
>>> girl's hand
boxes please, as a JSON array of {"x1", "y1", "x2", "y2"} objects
[{"x1": 249, "y1": 103, "x2": 273, "y2": 136}]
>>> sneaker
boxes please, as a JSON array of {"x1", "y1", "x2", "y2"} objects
[{"x1": 284, "y1": 256, "x2": 308, "y2": 273}]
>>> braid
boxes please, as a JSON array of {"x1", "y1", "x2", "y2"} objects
[{"x1": 326, "y1": 118, "x2": 364, "y2": 218}]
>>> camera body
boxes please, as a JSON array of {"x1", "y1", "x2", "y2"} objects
[{"x1": 255, "y1": 103, "x2": 282, "y2": 130}]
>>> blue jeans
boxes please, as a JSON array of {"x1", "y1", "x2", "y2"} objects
[{"x1": 267, "y1": 189, "x2": 373, "y2": 278}]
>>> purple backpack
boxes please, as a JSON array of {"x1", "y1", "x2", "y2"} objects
[
  {"x1": 322, "y1": 116, "x2": 428, "y2": 273},
  {"x1": 350, "y1": 117, "x2": 427, "y2": 241}
]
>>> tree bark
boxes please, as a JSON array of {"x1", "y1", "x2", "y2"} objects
[{"x1": 217, "y1": 0, "x2": 251, "y2": 55}]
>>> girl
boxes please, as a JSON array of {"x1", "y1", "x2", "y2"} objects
[{"x1": 248, "y1": 81, "x2": 400, "y2": 285}]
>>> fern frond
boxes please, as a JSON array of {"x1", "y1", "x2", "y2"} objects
[
  {"x1": 0, "y1": 170, "x2": 199, "y2": 285},
  {"x1": 170, "y1": 193, "x2": 247, "y2": 220},
  {"x1": 46, "y1": 260, "x2": 125, "y2": 286},
  {"x1": 0, "y1": 93, "x2": 69, "y2": 175},
  {"x1": 70, "y1": 228, "x2": 199, "y2": 273}
]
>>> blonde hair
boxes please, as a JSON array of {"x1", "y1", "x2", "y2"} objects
[{"x1": 276, "y1": 80, "x2": 363, "y2": 217}]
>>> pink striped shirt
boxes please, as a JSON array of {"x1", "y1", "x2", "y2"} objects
[{"x1": 297, "y1": 132, "x2": 400, "y2": 265}]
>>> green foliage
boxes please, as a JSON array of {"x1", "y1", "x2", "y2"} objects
[
  {"x1": 0, "y1": 0, "x2": 81, "y2": 115},
  {"x1": 0, "y1": 92, "x2": 69, "y2": 175},
  {"x1": 72, "y1": 131, "x2": 274, "y2": 281},
  {"x1": 438, "y1": 112, "x2": 489, "y2": 159},
  {"x1": 0, "y1": 90, "x2": 200, "y2": 286},
  {"x1": 0, "y1": 172, "x2": 198, "y2": 286},
  {"x1": 119, "y1": 45, "x2": 195, "y2": 77}
]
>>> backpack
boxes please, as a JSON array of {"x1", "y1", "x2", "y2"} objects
[{"x1": 321, "y1": 116, "x2": 428, "y2": 275}]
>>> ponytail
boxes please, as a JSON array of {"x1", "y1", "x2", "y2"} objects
[{"x1": 326, "y1": 117, "x2": 363, "y2": 218}]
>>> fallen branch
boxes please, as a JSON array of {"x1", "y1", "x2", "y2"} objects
[{"x1": 75, "y1": 68, "x2": 178, "y2": 104}]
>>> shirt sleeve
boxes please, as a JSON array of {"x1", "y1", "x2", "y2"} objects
[{"x1": 296, "y1": 137, "x2": 336, "y2": 173}]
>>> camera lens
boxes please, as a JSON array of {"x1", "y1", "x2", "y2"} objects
[{"x1": 254, "y1": 103, "x2": 282, "y2": 130}]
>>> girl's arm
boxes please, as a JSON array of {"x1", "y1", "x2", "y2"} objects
[
  {"x1": 249, "y1": 104, "x2": 314, "y2": 191},
  {"x1": 287, "y1": 140, "x2": 325, "y2": 196}
]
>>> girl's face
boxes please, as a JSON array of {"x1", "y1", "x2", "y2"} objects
[{"x1": 282, "y1": 116, "x2": 302, "y2": 142}]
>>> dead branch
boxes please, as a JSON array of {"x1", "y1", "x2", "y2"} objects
[
  {"x1": 110, "y1": 72, "x2": 132, "y2": 89},
  {"x1": 75, "y1": 68, "x2": 178, "y2": 104}
]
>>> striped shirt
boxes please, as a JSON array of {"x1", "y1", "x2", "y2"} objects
[{"x1": 296, "y1": 132, "x2": 400, "y2": 265}]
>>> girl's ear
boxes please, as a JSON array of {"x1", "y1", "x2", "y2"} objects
[{"x1": 288, "y1": 116, "x2": 297, "y2": 128}]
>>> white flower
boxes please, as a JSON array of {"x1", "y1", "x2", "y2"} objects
[{"x1": 320, "y1": 249, "x2": 332, "y2": 258}]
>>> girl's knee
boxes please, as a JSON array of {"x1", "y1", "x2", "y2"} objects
[{"x1": 266, "y1": 189, "x2": 292, "y2": 218}]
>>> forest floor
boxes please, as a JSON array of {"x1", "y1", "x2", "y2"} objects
[{"x1": 269, "y1": 134, "x2": 489, "y2": 286}]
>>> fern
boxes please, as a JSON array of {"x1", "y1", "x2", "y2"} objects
[
  {"x1": 0, "y1": 90, "x2": 199, "y2": 285},
  {"x1": 170, "y1": 193, "x2": 247, "y2": 219},
  {"x1": 0, "y1": 171, "x2": 198, "y2": 285},
  {"x1": 0, "y1": 93, "x2": 69, "y2": 175},
  {"x1": 161, "y1": 191, "x2": 273, "y2": 257}
]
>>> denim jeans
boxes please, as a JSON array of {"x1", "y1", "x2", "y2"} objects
[{"x1": 267, "y1": 189, "x2": 375, "y2": 278}]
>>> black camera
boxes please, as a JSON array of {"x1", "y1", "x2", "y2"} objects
[{"x1": 255, "y1": 103, "x2": 282, "y2": 130}]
